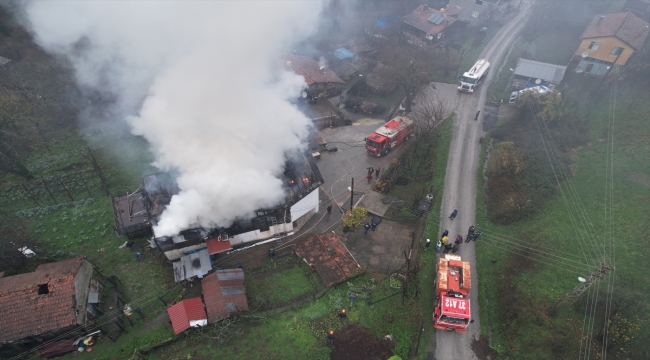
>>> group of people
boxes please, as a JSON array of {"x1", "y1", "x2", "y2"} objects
[
  {"x1": 327, "y1": 293, "x2": 359, "y2": 345},
  {"x1": 366, "y1": 167, "x2": 381, "y2": 183},
  {"x1": 424, "y1": 226, "x2": 480, "y2": 253}
]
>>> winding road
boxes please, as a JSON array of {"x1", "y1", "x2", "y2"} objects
[{"x1": 431, "y1": 3, "x2": 531, "y2": 359}]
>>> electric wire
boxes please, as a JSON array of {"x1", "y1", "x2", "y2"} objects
[
  {"x1": 532, "y1": 102, "x2": 607, "y2": 264},
  {"x1": 480, "y1": 229, "x2": 599, "y2": 267},
  {"x1": 478, "y1": 235, "x2": 588, "y2": 277},
  {"x1": 480, "y1": 232, "x2": 594, "y2": 272},
  {"x1": 528, "y1": 105, "x2": 598, "y2": 266}
]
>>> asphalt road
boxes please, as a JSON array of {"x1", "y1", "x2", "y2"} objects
[{"x1": 431, "y1": 4, "x2": 531, "y2": 360}]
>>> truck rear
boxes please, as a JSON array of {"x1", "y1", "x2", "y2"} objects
[
  {"x1": 433, "y1": 254, "x2": 472, "y2": 332},
  {"x1": 365, "y1": 116, "x2": 414, "y2": 156}
]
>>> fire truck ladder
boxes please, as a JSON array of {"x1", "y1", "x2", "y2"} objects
[{"x1": 551, "y1": 263, "x2": 613, "y2": 310}]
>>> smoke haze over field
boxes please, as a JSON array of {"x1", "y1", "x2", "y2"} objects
[{"x1": 22, "y1": 1, "x2": 325, "y2": 236}]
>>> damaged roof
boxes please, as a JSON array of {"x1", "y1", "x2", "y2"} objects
[
  {"x1": 201, "y1": 269, "x2": 248, "y2": 323},
  {"x1": 294, "y1": 233, "x2": 361, "y2": 287},
  {"x1": 0, "y1": 258, "x2": 87, "y2": 343},
  {"x1": 402, "y1": 5, "x2": 457, "y2": 35},
  {"x1": 581, "y1": 12, "x2": 650, "y2": 50},
  {"x1": 281, "y1": 54, "x2": 345, "y2": 85}
]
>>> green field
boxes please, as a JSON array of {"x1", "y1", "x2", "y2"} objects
[{"x1": 477, "y1": 57, "x2": 650, "y2": 359}]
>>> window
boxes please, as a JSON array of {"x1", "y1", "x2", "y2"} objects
[
  {"x1": 588, "y1": 41, "x2": 600, "y2": 50},
  {"x1": 611, "y1": 47, "x2": 624, "y2": 56},
  {"x1": 471, "y1": 11, "x2": 479, "y2": 18}
]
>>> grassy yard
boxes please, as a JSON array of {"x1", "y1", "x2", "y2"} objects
[
  {"x1": 476, "y1": 63, "x2": 650, "y2": 358},
  {"x1": 143, "y1": 274, "x2": 420, "y2": 360},
  {"x1": 246, "y1": 255, "x2": 324, "y2": 308}
]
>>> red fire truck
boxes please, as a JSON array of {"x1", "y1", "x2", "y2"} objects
[
  {"x1": 365, "y1": 116, "x2": 414, "y2": 156},
  {"x1": 433, "y1": 254, "x2": 473, "y2": 332}
]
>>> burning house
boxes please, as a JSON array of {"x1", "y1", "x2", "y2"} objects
[
  {"x1": 112, "y1": 173, "x2": 179, "y2": 239},
  {"x1": 144, "y1": 150, "x2": 323, "y2": 264}
]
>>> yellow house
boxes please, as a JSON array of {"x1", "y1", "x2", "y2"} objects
[{"x1": 575, "y1": 12, "x2": 649, "y2": 75}]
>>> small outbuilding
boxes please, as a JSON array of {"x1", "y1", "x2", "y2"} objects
[
  {"x1": 201, "y1": 269, "x2": 248, "y2": 323},
  {"x1": 167, "y1": 297, "x2": 207, "y2": 334},
  {"x1": 510, "y1": 58, "x2": 567, "y2": 90}
]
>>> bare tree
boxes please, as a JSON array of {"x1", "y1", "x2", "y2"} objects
[
  {"x1": 376, "y1": 44, "x2": 433, "y2": 112},
  {"x1": 410, "y1": 91, "x2": 451, "y2": 137}
]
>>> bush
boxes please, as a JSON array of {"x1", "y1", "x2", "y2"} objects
[{"x1": 342, "y1": 207, "x2": 367, "y2": 228}]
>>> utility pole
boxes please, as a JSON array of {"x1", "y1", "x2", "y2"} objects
[
  {"x1": 454, "y1": 49, "x2": 466, "y2": 79},
  {"x1": 552, "y1": 263, "x2": 613, "y2": 310},
  {"x1": 598, "y1": 52, "x2": 622, "y2": 90},
  {"x1": 350, "y1": 178, "x2": 354, "y2": 209}
]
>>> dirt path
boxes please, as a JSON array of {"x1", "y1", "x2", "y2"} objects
[{"x1": 429, "y1": 2, "x2": 532, "y2": 359}]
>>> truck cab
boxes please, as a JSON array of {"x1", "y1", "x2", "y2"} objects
[{"x1": 366, "y1": 134, "x2": 389, "y2": 156}]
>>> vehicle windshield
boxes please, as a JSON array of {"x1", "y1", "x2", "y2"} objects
[
  {"x1": 366, "y1": 139, "x2": 382, "y2": 148},
  {"x1": 439, "y1": 315, "x2": 469, "y2": 325},
  {"x1": 460, "y1": 76, "x2": 477, "y2": 84}
]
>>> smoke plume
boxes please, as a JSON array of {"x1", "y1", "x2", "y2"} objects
[{"x1": 21, "y1": 1, "x2": 325, "y2": 236}]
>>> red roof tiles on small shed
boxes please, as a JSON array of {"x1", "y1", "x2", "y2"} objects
[
  {"x1": 205, "y1": 238, "x2": 233, "y2": 255},
  {"x1": 167, "y1": 297, "x2": 207, "y2": 334},
  {"x1": 294, "y1": 233, "x2": 361, "y2": 287}
]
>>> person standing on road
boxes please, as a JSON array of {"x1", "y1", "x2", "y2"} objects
[
  {"x1": 371, "y1": 221, "x2": 377, "y2": 231},
  {"x1": 449, "y1": 209, "x2": 458, "y2": 219},
  {"x1": 364, "y1": 223, "x2": 371, "y2": 234},
  {"x1": 326, "y1": 204, "x2": 332, "y2": 215},
  {"x1": 443, "y1": 242, "x2": 453, "y2": 253},
  {"x1": 367, "y1": 173, "x2": 373, "y2": 183},
  {"x1": 442, "y1": 229, "x2": 449, "y2": 238},
  {"x1": 474, "y1": 110, "x2": 481, "y2": 120},
  {"x1": 375, "y1": 168, "x2": 380, "y2": 179},
  {"x1": 367, "y1": 167, "x2": 374, "y2": 175},
  {"x1": 436, "y1": 238, "x2": 442, "y2": 253},
  {"x1": 466, "y1": 226, "x2": 475, "y2": 243}
]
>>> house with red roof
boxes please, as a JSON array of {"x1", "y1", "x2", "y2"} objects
[
  {"x1": 401, "y1": 5, "x2": 459, "y2": 45},
  {"x1": 0, "y1": 257, "x2": 100, "y2": 353},
  {"x1": 281, "y1": 54, "x2": 345, "y2": 100},
  {"x1": 575, "y1": 12, "x2": 650, "y2": 75}
]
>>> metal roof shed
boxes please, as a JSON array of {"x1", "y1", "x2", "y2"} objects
[
  {"x1": 173, "y1": 249, "x2": 211, "y2": 282},
  {"x1": 167, "y1": 297, "x2": 207, "y2": 334},
  {"x1": 513, "y1": 58, "x2": 567, "y2": 83}
]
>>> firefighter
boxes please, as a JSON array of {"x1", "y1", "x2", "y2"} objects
[
  {"x1": 327, "y1": 330, "x2": 335, "y2": 345},
  {"x1": 424, "y1": 238, "x2": 431, "y2": 251},
  {"x1": 338, "y1": 309, "x2": 347, "y2": 320},
  {"x1": 364, "y1": 223, "x2": 371, "y2": 234},
  {"x1": 466, "y1": 226, "x2": 475, "y2": 243}
]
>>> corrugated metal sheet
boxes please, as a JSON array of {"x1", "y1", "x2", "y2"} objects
[
  {"x1": 216, "y1": 269, "x2": 245, "y2": 281},
  {"x1": 513, "y1": 58, "x2": 567, "y2": 83},
  {"x1": 167, "y1": 297, "x2": 206, "y2": 334},
  {"x1": 173, "y1": 249, "x2": 211, "y2": 282},
  {"x1": 201, "y1": 269, "x2": 248, "y2": 324}
]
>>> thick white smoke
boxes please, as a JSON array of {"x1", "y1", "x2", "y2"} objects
[{"x1": 22, "y1": 1, "x2": 324, "y2": 236}]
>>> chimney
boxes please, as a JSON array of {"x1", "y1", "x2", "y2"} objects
[{"x1": 597, "y1": 15, "x2": 605, "y2": 25}]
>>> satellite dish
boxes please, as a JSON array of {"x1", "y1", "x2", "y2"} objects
[
  {"x1": 581, "y1": 52, "x2": 589, "y2": 58},
  {"x1": 535, "y1": 78, "x2": 542, "y2": 85},
  {"x1": 301, "y1": 91, "x2": 307, "y2": 98},
  {"x1": 578, "y1": 277, "x2": 587, "y2": 283}
]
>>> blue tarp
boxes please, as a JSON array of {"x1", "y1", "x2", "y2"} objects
[
  {"x1": 333, "y1": 47, "x2": 355, "y2": 60},
  {"x1": 376, "y1": 16, "x2": 399, "y2": 29}
]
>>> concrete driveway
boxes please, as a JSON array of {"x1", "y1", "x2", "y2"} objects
[{"x1": 314, "y1": 117, "x2": 406, "y2": 211}]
